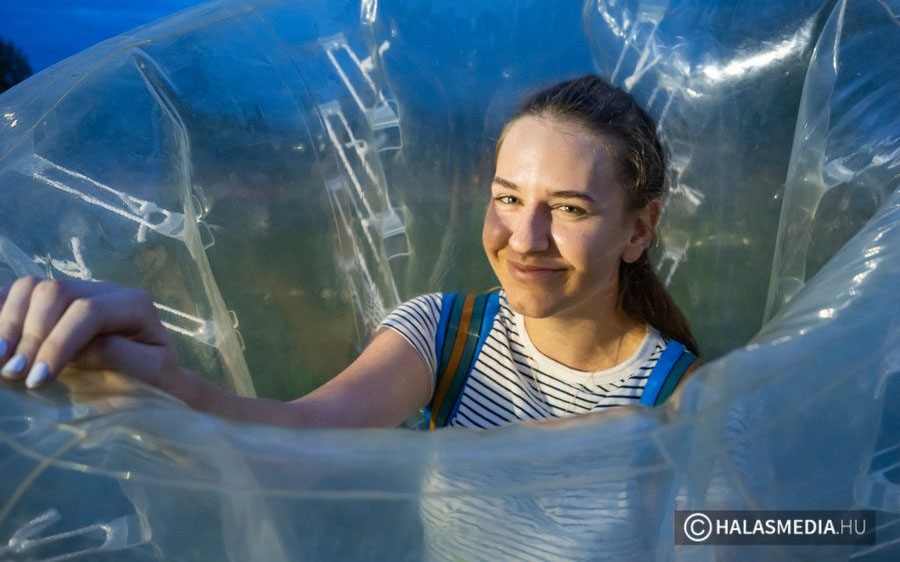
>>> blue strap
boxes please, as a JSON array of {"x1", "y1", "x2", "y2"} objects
[
  {"x1": 434, "y1": 293, "x2": 457, "y2": 369},
  {"x1": 640, "y1": 340, "x2": 696, "y2": 407},
  {"x1": 427, "y1": 292, "x2": 500, "y2": 429},
  {"x1": 447, "y1": 292, "x2": 500, "y2": 422}
]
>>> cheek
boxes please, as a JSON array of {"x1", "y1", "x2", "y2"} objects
[
  {"x1": 550, "y1": 227, "x2": 589, "y2": 261},
  {"x1": 552, "y1": 227, "x2": 620, "y2": 270},
  {"x1": 482, "y1": 207, "x2": 509, "y2": 252}
]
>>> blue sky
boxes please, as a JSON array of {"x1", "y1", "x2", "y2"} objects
[{"x1": 0, "y1": 0, "x2": 208, "y2": 73}]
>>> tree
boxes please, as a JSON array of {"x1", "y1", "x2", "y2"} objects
[{"x1": 0, "y1": 37, "x2": 33, "y2": 94}]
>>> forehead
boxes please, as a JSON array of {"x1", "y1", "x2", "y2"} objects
[{"x1": 496, "y1": 116, "x2": 623, "y2": 191}]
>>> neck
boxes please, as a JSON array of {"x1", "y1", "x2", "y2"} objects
[{"x1": 523, "y1": 304, "x2": 644, "y2": 372}]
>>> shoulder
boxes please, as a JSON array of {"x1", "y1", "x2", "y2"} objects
[
  {"x1": 680, "y1": 358, "x2": 703, "y2": 383},
  {"x1": 656, "y1": 333, "x2": 702, "y2": 391},
  {"x1": 378, "y1": 293, "x2": 444, "y2": 383},
  {"x1": 402, "y1": 292, "x2": 443, "y2": 308},
  {"x1": 382, "y1": 293, "x2": 443, "y2": 322},
  {"x1": 379, "y1": 293, "x2": 444, "y2": 346}
]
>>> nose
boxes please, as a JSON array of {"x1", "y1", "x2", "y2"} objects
[{"x1": 508, "y1": 204, "x2": 551, "y2": 255}]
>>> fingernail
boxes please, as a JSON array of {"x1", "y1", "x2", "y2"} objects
[
  {"x1": 25, "y1": 363, "x2": 49, "y2": 389},
  {"x1": 0, "y1": 338, "x2": 7, "y2": 358},
  {"x1": 1, "y1": 353, "x2": 26, "y2": 378}
]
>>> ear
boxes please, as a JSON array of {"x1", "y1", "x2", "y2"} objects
[{"x1": 622, "y1": 199, "x2": 660, "y2": 264}]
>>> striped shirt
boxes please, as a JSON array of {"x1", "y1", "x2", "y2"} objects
[{"x1": 380, "y1": 290, "x2": 666, "y2": 429}]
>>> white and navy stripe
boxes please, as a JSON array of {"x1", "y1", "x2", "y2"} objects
[
  {"x1": 379, "y1": 292, "x2": 441, "y2": 376},
  {"x1": 380, "y1": 291, "x2": 665, "y2": 429}
]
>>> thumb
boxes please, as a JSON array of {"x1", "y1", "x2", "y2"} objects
[{"x1": 74, "y1": 334, "x2": 177, "y2": 390}]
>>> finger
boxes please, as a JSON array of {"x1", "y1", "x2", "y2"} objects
[
  {"x1": 0, "y1": 285, "x2": 8, "y2": 334},
  {"x1": 3, "y1": 278, "x2": 123, "y2": 383},
  {"x1": 9, "y1": 280, "x2": 80, "y2": 381},
  {"x1": 0, "y1": 276, "x2": 42, "y2": 377},
  {"x1": 76, "y1": 334, "x2": 172, "y2": 388},
  {"x1": 28, "y1": 288, "x2": 168, "y2": 388}
]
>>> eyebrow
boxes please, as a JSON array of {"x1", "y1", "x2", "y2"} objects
[{"x1": 491, "y1": 176, "x2": 597, "y2": 203}]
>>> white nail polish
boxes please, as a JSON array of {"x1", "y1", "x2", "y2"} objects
[
  {"x1": 0, "y1": 338, "x2": 7, "y2": 357},
  {"x1": 1, "y1": 354, "x2": 26, "y2": 377},
  {"x1": 26, "y1": 363, "x2": 49, "y2": 389}
]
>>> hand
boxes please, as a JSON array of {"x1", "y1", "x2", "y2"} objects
[
  {"x1": 0, "y1": 276, "x2": 433, "y2": 428},
  {"x1": 0, "y1": 276, "x2": 182, "y2": 391}
]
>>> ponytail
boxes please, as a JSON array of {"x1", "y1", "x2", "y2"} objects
[{"x1": 620, "y1": 254, "x2": 699, "y2": 356}]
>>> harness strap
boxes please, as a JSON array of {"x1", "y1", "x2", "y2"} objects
[
  {"x1": 428, "y1": 292, "x2": 500, "y2": 430},
  {"x1": 639, "y1": 340, "x2": 696, "y2": 407}
]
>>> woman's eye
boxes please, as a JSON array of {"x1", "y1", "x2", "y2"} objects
[
  {"x1": 555, "y1": 204, "x2": 586, "y2": 216},
  {"x1": 495, "y1": 195, "x2": 519, "y2": 205}
]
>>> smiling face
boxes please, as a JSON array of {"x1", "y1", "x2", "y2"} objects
[{"x1": 482, "y1": 116, "x2": 655, "y2": 321}]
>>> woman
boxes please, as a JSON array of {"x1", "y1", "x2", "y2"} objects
[{"x1": 0, "y1": 75, "x2": 698, "y2": 429}]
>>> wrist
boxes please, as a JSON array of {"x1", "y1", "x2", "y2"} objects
[
  {"x1": 160, "y1": 365, "x2": 200, "y2": 406},
  {"x1": 170, "y1": 367, "x2": 241, "y2": 419}
]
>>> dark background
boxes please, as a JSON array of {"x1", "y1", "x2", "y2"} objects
[{"x1": 1, "y1": 0, "x2": 208, "y2": 73}]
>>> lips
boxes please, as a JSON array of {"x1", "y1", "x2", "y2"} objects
[{"x1": 506, "y1": 260, "x2": 566, "y2": 281}]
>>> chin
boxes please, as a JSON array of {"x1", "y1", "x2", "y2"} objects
[{"x1": 504, "y1": 287, "x2": 559, "y2": 319}]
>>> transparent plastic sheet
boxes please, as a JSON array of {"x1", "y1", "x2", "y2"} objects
[
  {"x1": 587, "y1": 0, "x2": 835, "y2": 357},
  {"x1": 0, "y1": 0, "x2": 897, "y2": 559}
]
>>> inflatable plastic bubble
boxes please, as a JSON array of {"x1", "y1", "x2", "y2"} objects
[{"x1": 1, "y1": 0, "x2": 898, "y2": 559}]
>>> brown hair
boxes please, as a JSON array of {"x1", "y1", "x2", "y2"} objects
[{"x1": 499, "y1": 75, "x2": 699, "y2": 355}]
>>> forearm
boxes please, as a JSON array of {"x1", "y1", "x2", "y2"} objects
[
  {"x1": 156, "y1": 365, "x2": 417, "y2": 429},
  {"x1": 0, "y1": 277, "x2": 422, "y2": 429},
  {"x1": 164, "y1": 367, "x2": 311, "y2": 428},
  {"x1": 154, "y1": 327, "x2": 431, "y2": 429}
]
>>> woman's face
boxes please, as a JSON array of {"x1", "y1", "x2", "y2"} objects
[{"x1": 482, "y1": 116, "x2": 655, "y2": 320}]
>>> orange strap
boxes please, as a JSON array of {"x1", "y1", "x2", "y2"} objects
[{"x1": 429, "y1": 294, "x2": 475, "y2": 430}]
